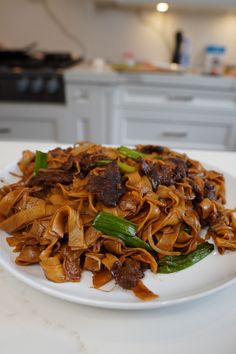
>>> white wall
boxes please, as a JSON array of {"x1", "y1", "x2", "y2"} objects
[{"x1": 0, "y1": 0, "x2": 236, "y2": 68}]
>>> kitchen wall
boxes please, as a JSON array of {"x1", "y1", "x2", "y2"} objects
[{"x1": 0, "y1": 0, "x2": 236, "y2": 69}]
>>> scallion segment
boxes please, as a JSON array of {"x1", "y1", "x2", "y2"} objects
[
  {"x1": 93, "y1": 211, "x2": 137, "y2": 237},
  {"x1": 96, "y1": 159, "x2": 136, "y2": 173},
  {"x1": 117, "y1": 161, "x2": 136, "y2": 173},
  {"x1": 92, "y1": 211, "x2": 152, "y2": 251},
  {"x1": 155, "y1": 155, "x2": 164, "y2": 160},
  {"x1": 184, "y1": 225, "x2": 192, "y2": 234},
  {"x1": 109, "y1": 232, "x2": 153, "y2": 251},
  {"x1": 96, "y1": 159, "x2": 113, "y2": 166},
  {"x1": 158, "y1": 242, "x2": 214, "y2": 273},
  {"x1": 118, "y1": 146, "x2": 146, "y2": 160},
  {"x1": 34, "y1": 150, "x2": 48, "y2": 175},
  {"x1": 180, "y1": 223, "x2": 192, "y2": 234}
]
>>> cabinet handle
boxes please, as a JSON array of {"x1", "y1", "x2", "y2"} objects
[
  {"x1": 162, "y1": 131, "x2": 188, "y2": 138},
  {"x1": 167, "y1": 95, "x2": 193, "y2": 102},
  {"x1": 72, "y1": 89, "x2": 89, "y2": 102},
  {"x1": 0, "y1": 128, "x2": 11, "y2": 134}
]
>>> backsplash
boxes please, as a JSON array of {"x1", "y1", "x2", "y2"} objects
[{"x1": 0, "y1": 0, "x2": 236, "y2": 69}]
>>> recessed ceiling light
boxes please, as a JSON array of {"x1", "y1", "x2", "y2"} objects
[{"x1": 156, "y1": 2, "x2": 169, "y2": 13}]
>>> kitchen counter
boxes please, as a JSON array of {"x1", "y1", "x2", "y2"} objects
[
  {"x1": 0, "y1": 141, "x2": 236, "y2": 354},
  {"x1": 65, "y1": 65, "x2": 236, "y2": 91},
  {"x1": 64, "y1": 66, "x2": 236, "y2": 150},
  {"x1": 65, "y1": 65, "x2": 118, "y2": 84}
]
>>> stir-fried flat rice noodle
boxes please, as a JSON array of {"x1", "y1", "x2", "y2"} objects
[{"x1": 0, "y1": 142, "x2": 235, "y2": 301}]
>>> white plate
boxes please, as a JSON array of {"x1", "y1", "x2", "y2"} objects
[{"x1": 0, "y1": 160, "x2": 236, "y2": 310}]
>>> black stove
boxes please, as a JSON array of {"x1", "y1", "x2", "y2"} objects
[{"x1": 0, "y1": 50, "x2": 83, "y2": 103}]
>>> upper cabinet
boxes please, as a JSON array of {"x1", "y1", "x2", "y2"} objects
[
  {"x1": 168, "y1": 0, "x2": 236, "y2": 10},
  {"x1": 96, "y1": 0, "x2": 236, "y2": 10}
]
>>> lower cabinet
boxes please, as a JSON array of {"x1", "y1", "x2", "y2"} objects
[
  {"x1": 110, "y1": 83, "x2": 236, "y2": 150},
  {"x1": 3, "y1": 79, "x2": 235, "y2": 151},
  {"x1": 0, "y1": 118, "x2": 56, "y2": 141},
  {"x1": 0, "y1": 104, "x2": 66, "y2": 142},
  {"x1": 64, "y1": 84, "x2": 111, "y2": 144},
  {"x1": 111, "y1": 109, "x2": 236, "y2": 150}
]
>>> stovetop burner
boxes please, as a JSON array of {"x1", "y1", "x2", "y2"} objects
[{"x1": 0, "y1": 49, "x2": 83, "y2": 70}]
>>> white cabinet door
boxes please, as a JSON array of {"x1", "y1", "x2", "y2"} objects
[
  {"x1": 0, "y1": 119, "x2": 56, "y2": 141},
  {"x1": 65, "y1": 84, "x2": 111, "y2": 144},
  {"x1": 112, "y1": 109, "x2": 236, "y2": 150},
  {"x1": 0, "y1": 104, "x2": 65, "y2": 142},
  {"x1": 111, "y1": 83, "x2": 236, "y2": 150},
  {"x1": 117, "y1": 85, "x2": 236, "y2": 113},
  {"x1": 65, "y1": 79, "x2": 236, "y2": 150}
]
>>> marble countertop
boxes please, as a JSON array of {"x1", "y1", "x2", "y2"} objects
[{"x1": 0, "y1": 141, "x2": 236, "y2": 354}]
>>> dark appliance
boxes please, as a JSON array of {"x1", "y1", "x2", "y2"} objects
[{"x1": 0, "y1": 50, "x2": 83, "y2": 104}]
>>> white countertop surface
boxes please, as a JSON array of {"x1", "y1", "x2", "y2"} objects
[
  {"x1": 0, "y1": 141, "x2": 236, "y2": 354},
  {"x1": 64, "y1": 65, "x2": 236, "y2": 91}
]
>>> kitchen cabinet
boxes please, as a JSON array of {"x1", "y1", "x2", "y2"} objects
[
  {"x1": 113, "y1": 108, "x2": 235, "y2": 150},
  {"x1": 65, "y1": 83, "x2": 112, "y2": 144},
  {"x1": 110, "y1": 82, "x2": 236, "y2": 150},
  {"x1": 0, "y1": 104, "x2": 66, "y2": 142},
  {"x1": 2, "y1": 70, "x2": 235, "y2": 151},
  {"x1": 65, "y1": 70, "x2": 236, "y2": 150},
  {"x1": 96, "y1": 0, "x2": 236, "y2": 10},
  {"x1": 175, "y1": 0, "x2": 236, "y2": 7}
]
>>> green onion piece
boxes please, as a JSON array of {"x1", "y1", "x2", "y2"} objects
[
  {"x1": 93, "y1": 211, "x2": 137, "y2": 237},
  {"x1": 92, "y1": 211, "x2": 152, "y2": 251},
  {"x1": 96, "y1": 159, "x2": 136, "y2": 173},
  {"x1": 96, "y1": 159, "x2": 113, "y2": 166},
  {"x1": 118, "y1": 146, "x2": 146, "y2": 160},
  {"x1": 34, "y1": 150, "x2": 48, "y2": 175},
  {"x1": 110, "y1": 232, "x2": 153, "y2": 251},
  {"x1": 117, "y1": 161, "x2": 136, "y2": 173},
  {"x1": 181, "y1": 223, "x2": 192, "y2": 234},
  {"x1": 184, "y1": 225, "x2": 192, "y2": 234},
  {"x1": 155, "y1": 155, "x2": 164, "y2": 160},
  {"x1": 158, "y1": 242, "x2": 214, "y2": 273}
]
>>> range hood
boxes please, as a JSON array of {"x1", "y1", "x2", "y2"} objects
[
  {"x1": 97, "y1": 0, "x2": 156, "y2": 4},
  {"x1": 96, "y1": 0, "x2": 236, "y2": 10}
]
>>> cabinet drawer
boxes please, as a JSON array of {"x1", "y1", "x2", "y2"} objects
[
  {"x1": 118, "y1": 111, "x2": 234, "y2": 150},
  {"x1": 117, "y1": 86, "x2": 236, "y2": 111},
  {"x1": 0, "y1": 119, "x2": 56, "y2": 141}
]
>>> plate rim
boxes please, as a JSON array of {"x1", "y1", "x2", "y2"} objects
[{"x1": 0, "y1": 248, "x2": 236, "y2": 310}]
